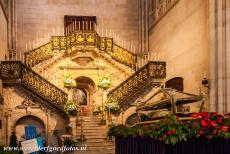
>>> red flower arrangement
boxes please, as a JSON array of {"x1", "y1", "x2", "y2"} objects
[
  {"x1": 189, "y1": 112, "x2": 230, "y2": 139},
  {"x1": 108, "y1": 112, "x2": 230, "y2": 145}
]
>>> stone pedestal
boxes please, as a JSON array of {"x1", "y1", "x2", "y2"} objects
[{"x1": 69, "y1": 116, "x2": 77, "y2": 141}]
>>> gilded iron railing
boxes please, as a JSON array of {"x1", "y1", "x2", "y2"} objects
[
  {"x1": 0, "y1": 61, "x2": 67, "y2": 112},
  {"x1": 25, "y1": 31, "x2": 137, "y2": 69},
  {"x1": 107, "y1": 61, "x2": 166, "y2": 104},
  {"x1": 25, "y1": 42, "x2": 53, "y2": 67}
]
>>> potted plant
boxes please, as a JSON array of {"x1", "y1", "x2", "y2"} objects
[
  {"x1": 63, "y1": 74, "x2": 77, "y2": 88},
  {"x1": 105, "y1": 98, "x2": 120, "y2": 114},
  {"x1": 97, "y1": 76, "x2": 112, "y2": 125},
  {"x1": 64, "y1": 101, "x2": 79, "y2": 116},
  {"x1": 98, "y1": 76, "x2": 112, "y2": 90}
]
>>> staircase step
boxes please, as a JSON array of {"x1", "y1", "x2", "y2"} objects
[{"x1": 74, "y1": 115, "x2": 115, "y2": 154}]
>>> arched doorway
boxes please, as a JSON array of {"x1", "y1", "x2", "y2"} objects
[
  {"x1": 74, "y1": 76, "x2": 96, "y2": 116},
  {"x1": 14, "y1": 115, "x2": 45, "y2": 143}
]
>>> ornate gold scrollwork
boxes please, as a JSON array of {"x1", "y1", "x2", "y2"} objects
[
  {"x1": 0, "y1": 61, "x2": 67, "y2": 111},
  {"x1": 25, "y1": 42, "x2": 53, "y2": 67},
  {"x1": 25, "y1": 31, "x2": 137, "y2": 69},
  {"x1": 100, "y1": 37, "x2": 106, "y2": 51},
  {"x1": 108, "y1": 61, "x2": 166, "y2": 105}
]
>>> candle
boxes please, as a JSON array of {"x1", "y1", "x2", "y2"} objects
[
  {"x1": 94, "y1": 23, "x2": 97, "y2": 31},
  {"x1": 58, "y1": 27, "x2": 59, "y2": 35},
  {"x1": 33, "y1": 40, "x2": 35, "y2": 48},
  {"x1": 106, "y1": 29, "x2": 108, "y2": 37},
  {"x1": 26, "y1": 43, "x2": 28, "y2": 51},
  {"x1": 90, "y1": 21, "x2": 92, "y2": 30},
  {"x1": 134, "y1": 46, "x2": 136, "y2": 53},
  {"x1": 82, "y1": 21, "x2": 84, "y2": 31},
  {"x1": 148, "y1": 52, "x2": 150, "y2": 61},
  {"x1": 78, "y1": 21, "x2": 80, "y2": 30},
  {"x1": 19, "y1": 51, "x2": 21, "y2": 61},
  {"x1": 29, "y1": 41, "x2": 31, "y2": 50},
  {"x1": 102, "y1": 29, "x2": 104, "y2": 36},
  {"x1": 109, "y1": 29, "x2": 111, "y2": 37},
  {"x1": 204, "y1": 71, "x2": 207, "y2": 78}
]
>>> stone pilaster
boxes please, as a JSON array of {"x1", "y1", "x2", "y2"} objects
[
  {"x1": 138, "y1": 0, "x2": 149, "y2": 54},
  {"x1": 209, "y1": 0, "x2": 230, "y2": 113}
]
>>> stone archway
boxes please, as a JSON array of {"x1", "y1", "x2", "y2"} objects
[
  {"x1": 14, "y1": 115, "x2": 45, "y2": 142},
  {"x1": 74, "y1": 76, "x2": 96, "y2": 116}
]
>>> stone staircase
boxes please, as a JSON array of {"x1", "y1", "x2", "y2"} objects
[{"x1": 75, "y1": 115, "x2": 115, "y2": 154}]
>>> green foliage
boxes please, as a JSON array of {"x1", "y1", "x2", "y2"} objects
[
  {"x1": 63, "y1": 138, "x2": 75, "y2": 147},
  {"x1": 108, "y1": 112, "x2": 230, "y2": 145},
  {"x1": 9, "y1": 132, "x2": 18, "y2": 148}
]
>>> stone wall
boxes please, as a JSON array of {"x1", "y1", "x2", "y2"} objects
[
  {"x1": 0, "y1": 4, "x2": 8, "y2": 145},
  {"x1": 148, "y1": 0, "x2": 209, "y2": 107},
  {"x1": 15, "y1": 0, "x2": 139, "y2": 53},
  {"x1": 2, "y1": 87, "x2": 66, "y2": 146},
  {"x1": 0, "y1": 6, "x2": 7, "y2": 61}
]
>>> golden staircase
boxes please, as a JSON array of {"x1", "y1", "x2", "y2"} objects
[
  {"x1": 0, "y1": 61, "x2": 67, "y2": 114},
  {"x1": 1, "y1": 29, "x2": 166, "y2": 115}
]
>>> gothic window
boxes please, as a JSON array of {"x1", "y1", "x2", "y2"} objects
[
  {"x1": 73, "y1": 88, "x2": 87, "y2": 106},
  {"x1": 165, "y1": 77, "x2": 183, "y2": 91}
]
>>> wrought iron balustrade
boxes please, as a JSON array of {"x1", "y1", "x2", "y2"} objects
[
  {"x1": 25, "y1": 42, "x2": 53, "y2": 67},
  {"x1": 107, "y1": 61, "x2": 166, "y2": 105},
  {"x1": 24, "y1": 30, "x2": 137, "y2": 69},
  {"x1": 0, "y1": 61, "x2": 68, "y2": 112}
]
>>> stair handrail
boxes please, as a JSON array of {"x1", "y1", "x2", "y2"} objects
[
  {"x1": 107, "y1": 61, "x2": 166, "y2": 104},
  {"x1": 24, "y1": 30, "x2": 137, "y2": 69},
  {"x1": 0, "y1": 61, "x2": 68, "y2": 112}
]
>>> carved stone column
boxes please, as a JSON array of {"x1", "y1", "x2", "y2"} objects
[
  {"x1": 209, "y1": 0, "x2": 230, "y2": 113},
  {"x1": 138, "y1": 0, "x2": 149, "y2": 54},
  {"x1": 46, "y1": 110, "x2": 51, "y2": 144}
]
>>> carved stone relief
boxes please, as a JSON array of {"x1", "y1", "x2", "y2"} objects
[{"x1": 149, "y1": 0, "x2": 180, "y2": 28}]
